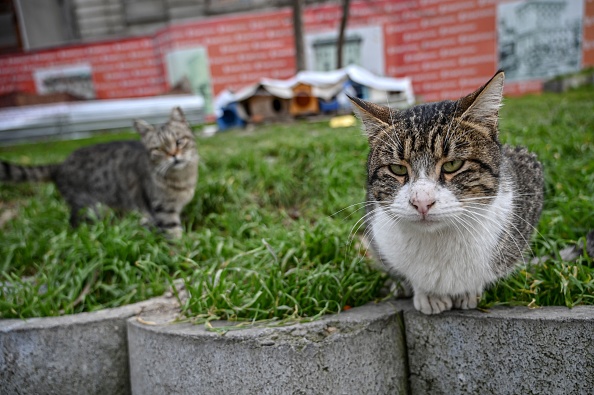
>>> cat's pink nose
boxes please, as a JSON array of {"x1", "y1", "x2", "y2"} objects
[{"x1": 409, "y1": 195, "x2": 436, "y2": 216}]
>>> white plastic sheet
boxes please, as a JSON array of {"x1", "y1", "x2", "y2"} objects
[
  {"x1": 229, "y1": 65, "x2": 414, "y2": 105},
  {"x1": 0, "y1": 95, "x2": 204, "y2": 144}
]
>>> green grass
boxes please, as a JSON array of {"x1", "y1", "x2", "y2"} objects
[
  {"x1": 0, "y1": 125, "x2": 385, "y2": 320},
  {"x1": 1, "y1": 86, "x2": 593, "y2": 320}
]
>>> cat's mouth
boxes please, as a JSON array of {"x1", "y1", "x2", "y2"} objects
[
  {"x1": 414, "y1": 215, "x2": 438, "y2": 224},
  {"x1": 170, "y1": 158, "x2": 188, "y2": 169},
  {"x1": 411, "y1": 218, "x2": 447, "y2": 233},
  {"x1": 407, "y1": 213, "x2": 448, "y2": 230}
]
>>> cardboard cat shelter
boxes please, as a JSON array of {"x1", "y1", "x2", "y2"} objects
[{"x1": 214, "y1": 65, "x2": 414, "y2": 130}]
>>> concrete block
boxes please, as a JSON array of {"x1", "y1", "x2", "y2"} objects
[
  {"x1": 404, "y1": 305, "x2": 594, "y2": 395},
  {"x1": 127, "y1": 300, "x2": 408, "y2": 395},
  {"x1": 0, "y1": 296, "x2": 178, "y2": 395}
]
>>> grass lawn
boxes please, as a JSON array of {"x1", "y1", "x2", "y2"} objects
[{"x1": 1, "y1": 86, "x2": 593, "y2": 320}]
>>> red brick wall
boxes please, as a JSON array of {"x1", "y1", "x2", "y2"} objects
[
  {"x1": 0, "y1": 37, "x2": 165, "y2": 100},
  {"x1": 155, "y1": 10, "x2": 296, "y2": 96},
  {"x1": 379, "y1": 0, "x2": 499, "y2": 101},
  {"x1": 584, "y1": 0, "x2": 594, "y2": 66},
  {"x1": 0, "y1": 0, "x2": 592, "y2": 106}
]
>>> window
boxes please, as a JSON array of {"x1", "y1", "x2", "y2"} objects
[
  {"x1": 0, "y1": 0, "x2": 20, "y2": 53},
  {"x1": 124, "y1": 0, "x2": 167, "y2": 24},
  {"x1": 12, "y1": 0, "x2": 78, "y2": 51}
]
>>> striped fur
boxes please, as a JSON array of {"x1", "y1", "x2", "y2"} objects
[
  {"x1": 351, "y1": 71, "x2": 544, "y2": 314},
  {"x1": 0, "y1": 107, "x2": 198, "y2": 238},
  {"x1": 0, "y1": 161, "x2": 57, "y2": 182}
]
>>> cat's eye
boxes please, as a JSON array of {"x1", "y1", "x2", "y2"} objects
[
  {"x1": 389, "y1": 164, "x2": 408, "y2": 176},
  {"x1": 442, "y1": 160, "x2": 464, "y2": 173},
  {"x1": 176, "y1": 138, "x2": 187, "y2": 146}
]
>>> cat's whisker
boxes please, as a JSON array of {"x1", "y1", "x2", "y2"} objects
[
  {"x1": 155, "y1": 160, "x2": 173, "y2": 177},
  {"x1": 344, "y1": 203, "x2": 383, "y2": 254},
  {"x1": 461, "y1": 199, "x2": 542, "y2": 239},
  {"x1": 468, "y1": 212, "x2": 538, "y2": 265},
  {"x1": 458, "y1": 195, "x2": 499, "y2": 202},
  {"x1": 347, "y1": 204, "x2": 392, "y2": 252},
  {"x1": 355, "y1": 206, "x2": 403, "y2": 261},
  {"x1": 349, "y1": 222, "x2": 376, "y2": 262},
  {"x1": 329, "y1": 201, "x2": 372, "y2": 220},
  {"x1": 157, "y1": 164, "x2": 166, "y2": 176},
  {"x1": 443, "y1": 217, "x2": 469, "y2": 252},
  {"x1": 453, "y1": 214, "x2": 513, "y2": 281},
  {"x1": 449, "y1": 214, "x2": 485, "y2": 252},
  {"x1": 460, "y1": 207, "x2": 533, "y2": 267},
  {"x1": 459, "y1": 191, "x2": 541, "y2": 202},
  {"x1": 463, "y1": 201, "x2": 546, "y2": 243},
  {"x1": 455, "y1": 209, "x2": 517, "y2": 268},
  {"x1": 346, "y1": 210, "x2": 374, "y2": 249}
]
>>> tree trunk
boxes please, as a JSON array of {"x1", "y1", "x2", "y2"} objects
[
  {"x1": 292, "y1": 0, "x2": 306, "y2": 72},
  {"x1": 336, "y1": 0, "x2": 351, "y2": 69}
]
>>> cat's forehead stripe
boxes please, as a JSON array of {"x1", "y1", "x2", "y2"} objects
[
  {"x1": 457, "y1": 119, "x2": 492, "y2": 139},
  {"x1": 432, "y1": 133, "x2": 443, "y2": 158},
  {"x1": 403, "y1": 135, "x2": 412, "y2": 159}
]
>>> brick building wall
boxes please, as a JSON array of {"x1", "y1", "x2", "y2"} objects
[{"x1": 1, "y1": 0, "x2": 593, "y2": 110}]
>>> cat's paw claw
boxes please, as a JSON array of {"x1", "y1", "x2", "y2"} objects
[
  {"x1": 453, "y1": 292, "x2": 480, "y2": 310},
  {"x1": 413, "y1": 293, "x2": 452, "y2": 315}
]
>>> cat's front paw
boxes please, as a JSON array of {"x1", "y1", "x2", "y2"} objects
[
  {"x1": 165, "y1": 226, "x2": 183, "y2": 239},
  {"x1": 453, "y1": 292, "x2": 481, "y2": 310},
  {"x1": 413, "y1": 293, "x2": 452, "y2": 315}
]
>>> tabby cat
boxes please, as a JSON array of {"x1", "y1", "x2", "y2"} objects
[
  {"x1": 0, "y1": 107, "x2": 198, "y2": 238},
  {"x1": 350, "y1": 71, "x2": 543, "y2": 314}
]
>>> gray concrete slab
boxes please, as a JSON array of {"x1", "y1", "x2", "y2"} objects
[
  {"x1": 127, "y1": 300, "x2": 408, "y2": 395},
  {"x1": 0, "y1": 295, "x2": 178, "y2": 395},
  {"x1": 404, "y1": 305, "x2": 594, "y2": 395},
  {"x1": 3, "y1": 289, "x2": 593, "y2": 395}
]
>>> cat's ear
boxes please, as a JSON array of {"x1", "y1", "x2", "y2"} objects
[
  {"x1": 348, "y1": 95, "x2": 392, "y2": 143},
  {"x1": 133, "y1": 119, "x2": 155, "y2": 137},
  {"x1": 457, "y1": 70, "x2": 504, "y2": 133},
  {"x1": 170, "y1": 106, "x2": 186, "y2": 123}
]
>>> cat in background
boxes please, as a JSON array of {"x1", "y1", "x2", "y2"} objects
[
  {"x1": 0, "y1": 107, "x2": 198, "y2": 238},
  {"x1": 350, "y1": 71, "x2": 544, "y2": 314}
]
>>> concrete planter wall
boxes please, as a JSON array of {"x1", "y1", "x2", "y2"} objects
[
  {"x1": 0, "y1": 295, "x2": 178, "y2": 395},
  {"x1": 2, "y1": 298, "x2": 593, "y2": 395},
  {"x1": 404, "y1": 305, "x2": 594, "y2": 394},
  {"x1": 127, "y1": 301, "x2": 408, "y2": 395}
]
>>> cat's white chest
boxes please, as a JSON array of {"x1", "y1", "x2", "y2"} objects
[{"x1": 370, "y1": 190, "x2": 513, "y2": 296}]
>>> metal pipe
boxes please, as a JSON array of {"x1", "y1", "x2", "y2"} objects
[{"x1": 13, "y1": 0, "x2": 30, "y2": 50}]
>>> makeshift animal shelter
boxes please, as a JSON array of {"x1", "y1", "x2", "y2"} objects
[{"x1": 214, "y1": 65, "x2": 414, "y2": 130}]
